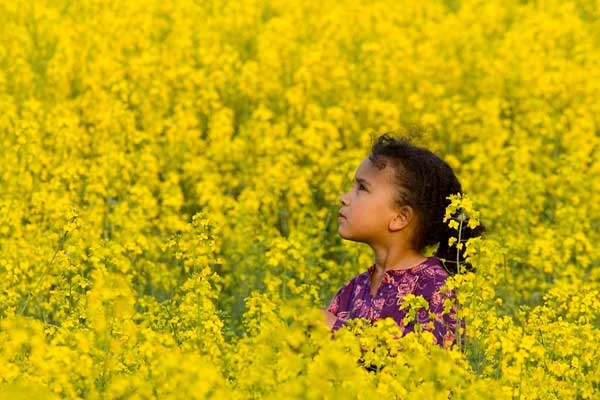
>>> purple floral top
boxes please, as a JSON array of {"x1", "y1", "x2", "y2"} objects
[{"x1": 327, "y1": 257, "x2": 463, "y2": 349}]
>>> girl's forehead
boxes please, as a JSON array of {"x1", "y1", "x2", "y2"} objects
[{"x1": 356, "y1": 157, "x2": 395, "y2": 182}]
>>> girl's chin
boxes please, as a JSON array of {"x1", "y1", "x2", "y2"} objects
[
  {"x1": 337, "y1": 226, "x2": 353, "y2": 240},
  {"x1": 337, "y1": 227, "x2": 369, "y2": 243}
]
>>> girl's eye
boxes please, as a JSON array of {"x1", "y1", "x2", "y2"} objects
[{"x1": 358, "y1": 183, "x2": 366, "y2": 191}]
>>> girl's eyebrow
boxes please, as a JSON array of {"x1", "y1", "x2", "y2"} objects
[{"x1": 354, "y1": 176, "x2": 371, "y2": 187}]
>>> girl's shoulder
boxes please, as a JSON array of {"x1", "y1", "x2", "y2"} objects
[
  {"x1": 419, "y1": 257, "x2": 451, "y2": 279},
  {"x1": 385, "y1": 257, "x2": 449, "y2": 280},
  {"x1": 333, "y1": 268, "x2": 371, "y2": 295},
  {"x1": 415, "y1": 258, "x2": 455, "y2": 296}
]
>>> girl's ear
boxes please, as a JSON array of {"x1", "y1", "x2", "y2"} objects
[{"x1": 389, "y1": 205, "x2": 414, "y2": 232}]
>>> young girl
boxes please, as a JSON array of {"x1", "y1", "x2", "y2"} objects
[{"x1": 322, "y1": 134, "x2": 484, "y2": 349}]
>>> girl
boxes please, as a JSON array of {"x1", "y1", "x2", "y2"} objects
[{"x1": 322, "y1": 134, "x2": 484, "y2": 349}]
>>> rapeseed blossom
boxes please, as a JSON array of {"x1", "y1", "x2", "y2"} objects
[{"x1": 0, "y1": 0, "x2": 599, "y2": 398}]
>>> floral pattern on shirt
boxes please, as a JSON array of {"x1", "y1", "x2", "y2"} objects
[{"x1": 327, "y1": 257, "x2": 463, "y2": 349}]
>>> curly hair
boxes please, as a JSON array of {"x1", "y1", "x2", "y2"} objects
[{"x1": 368, "y1": 134, "x2": 485, "y2": 273}]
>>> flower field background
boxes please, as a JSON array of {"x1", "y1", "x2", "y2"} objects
[{"x1": 1, "y1": 0, "x2": 600, "y2": 398}]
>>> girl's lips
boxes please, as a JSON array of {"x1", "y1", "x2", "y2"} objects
[{"x1": 338, "y1": 212, "x2": 346, "y2": 219}]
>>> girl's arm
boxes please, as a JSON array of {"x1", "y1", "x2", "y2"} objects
[
  {"x1": 414, "y1": 280, "x2": 459, "y2": 349},
  {"x1": 321, "y1": 309, "x2": 338, "y2": 330},
  {"x1": 323, "y1": 277, "x2": 357, "y2": 331}
]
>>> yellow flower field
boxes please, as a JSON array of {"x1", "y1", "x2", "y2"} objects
[{"x1": 1, "y1": 0, "x2": 599, "y2": 398}]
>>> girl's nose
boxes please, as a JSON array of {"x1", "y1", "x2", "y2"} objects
[{"x1": 340, "y1": 191, "x2": 350, "y2": 206}]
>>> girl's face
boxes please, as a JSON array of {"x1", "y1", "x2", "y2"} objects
[{"x1": 338, "y1": 157, "x2": 399, "y2": 244}]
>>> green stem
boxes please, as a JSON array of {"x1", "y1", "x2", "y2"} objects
[{"x1": 456, "y1": 215, "x2": 464, "y2": 352}]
